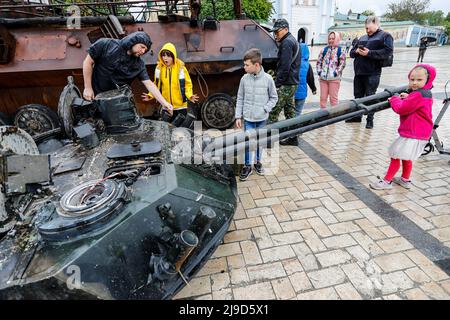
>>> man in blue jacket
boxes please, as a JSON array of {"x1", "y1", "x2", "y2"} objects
[
  {"x1": 294, "y1": 42, "x2": 317, "y2": 117},
  {"x1": 347, "y1": 16, "x2": 393, "y2": 129}
]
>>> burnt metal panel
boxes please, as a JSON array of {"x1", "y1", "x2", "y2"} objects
[
  {"x1": 4, "y1": 154, "x2": 51, "y2": 194},
  {"x1": 0, "y1": 26, "x2": 16, "y2": 64},
  {"x1": 53, "y1": 156, "x2": 86, "y2": 175},
  {"x1": 107, "y1": 141, "x2": 162, "y2": 159},
  {"x1": 184, "y1": 32, "x2": 204, "y2": 52},
  {"x1": 15, "y1": 34, "x2": 67, "y2": 61}
]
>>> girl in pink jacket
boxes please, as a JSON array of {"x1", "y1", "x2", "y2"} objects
[{"x1": 370, "y1": 64, "x2": 436, "y2": 190}]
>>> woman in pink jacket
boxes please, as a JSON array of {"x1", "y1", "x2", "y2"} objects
[
  {"x1": 370, "y1": 64, "x2": 436, "y2": 190},
  {"x1": 316, "y1": 31, "x2": 346, "y2": 108}
]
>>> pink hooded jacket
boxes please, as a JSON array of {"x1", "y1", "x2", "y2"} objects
[
  {"x1": 389, "y1": 64, "x2": 435, "y2": 140},
  {"x1": 316, "y1": 31, "x2": 346, "y2": 81}
]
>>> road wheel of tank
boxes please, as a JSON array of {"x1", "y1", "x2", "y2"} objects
[
  {"x1": 201, "y1": 93, "x2": 235, "y2": 129},
  {"x1": 58, "y1": 76, "x2": 81, "y2": 139},
  {"x1": 0, "y1": 112, "x2": 12, "y2": 125},
  {"x1": 13, "y1": 104, "x2": 60, "y2": 136}
]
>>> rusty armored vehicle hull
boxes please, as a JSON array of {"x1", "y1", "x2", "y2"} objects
[{"x1": 0, "y1": 0, "x2": 278, "y2": 132}]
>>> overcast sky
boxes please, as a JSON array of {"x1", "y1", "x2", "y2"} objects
[{"x1": 336, "y1": 0, "x2": 450, "y2": 16}]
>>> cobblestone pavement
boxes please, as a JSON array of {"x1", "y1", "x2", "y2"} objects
[{"x1": 174, "y1": 46, "x2": 450, "y2": 300}]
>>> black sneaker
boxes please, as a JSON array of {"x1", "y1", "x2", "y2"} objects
[
  {"x1": 239, "y1": 165, "x2": 252, "y2": 181},
  {"x1": 366, "y1": 119, "x2": 373, "y2": 129},
  {"x1": 254, "y1": 162, "x2": 264, "y2": 175}
]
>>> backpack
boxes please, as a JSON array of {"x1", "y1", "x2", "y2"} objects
[
  {"x1": 323, "y1": 46, "x2": 342, "y2": 65},
  {"x1": 380, "y1": 31, "x2": 394, "y2": 68}
]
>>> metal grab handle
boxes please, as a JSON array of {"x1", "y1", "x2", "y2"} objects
[
  {"x1": 243, "y1": 24, "x2": 257, "y2": 31},
  {"x1": 220, "y1": 46, "x2": 234, "y2": 53}
]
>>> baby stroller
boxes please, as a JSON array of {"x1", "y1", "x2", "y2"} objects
[{"x1": 422, "y1": 80, "x2": 450, "y2": 157}]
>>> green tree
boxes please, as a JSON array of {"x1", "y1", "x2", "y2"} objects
[
  {"x1": 361, "y1": 10, "x2": 375, "y2": 17},
  {"x1": 384, "y1": 0, "x2": 430, "y2": 24},
  {"x1": 443, "y1": 12, "x2": 450, "y2": 36},
  {"x1": 200, "y1": 0, "x2": 273, "y2": 22},
  {"x1": 423, "y1": 10, "x2": 445, "y2": 26},
  {"x1": 200, "y1": 0, "x2": 235, "y2": 20},
  {"x1": 242, "y1": 0, "x2": 273, "y2": 21}
]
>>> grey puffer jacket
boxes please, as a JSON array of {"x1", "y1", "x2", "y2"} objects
[{"x1": 235, "y1": 67, "x2": 278, "y2": 122}]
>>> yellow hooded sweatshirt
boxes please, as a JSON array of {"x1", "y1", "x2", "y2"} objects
[{"x1": 149, "y1": 42, "x2": 194, "y2": 110}]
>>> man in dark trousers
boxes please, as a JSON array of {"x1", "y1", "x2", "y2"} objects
[
  {"x1": 347, "y1": 16, "x2": 393, "y2": 129},
  {"x1": 268, "y1": 18, "x2": 301, "y2": 145},
  {"x1": 83, "y1": 31, "x2": 172, "y2": 113},
  {"x1": 417, "y1": 37, "x2": 428, "y2": 63}
]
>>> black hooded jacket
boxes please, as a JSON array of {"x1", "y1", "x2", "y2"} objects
[
  {"x1": 275, "y1": 32, "x2": 301, "y2": 88},
  {"x1": 87, "y1": 31, "x2": 153, "y2": 94}
]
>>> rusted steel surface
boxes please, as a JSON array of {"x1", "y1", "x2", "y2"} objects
[
  {"x1": 0, "y1": 19, "x2": 278, "y2": 117},
  {"x1": 15, "y1": 34, "x2": 67, "y2": 61}
]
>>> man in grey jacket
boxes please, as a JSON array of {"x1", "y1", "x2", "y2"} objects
[{"x1": 235, "y1": 48, "x2": 278, "y2": 181}]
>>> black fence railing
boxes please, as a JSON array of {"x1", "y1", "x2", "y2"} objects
[{"x1": 0, "y1": 0, "x2": 193, "y2": 21}]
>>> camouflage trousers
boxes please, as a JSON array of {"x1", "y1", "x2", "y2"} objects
[{"x1": 268, "y1": 85, "x2": 298, "y2": 123}]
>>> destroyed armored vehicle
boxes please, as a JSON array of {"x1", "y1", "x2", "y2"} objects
[
  {"x1": 0, "y1": 78, "x2": 238, "y2": 299},
  {"x1": 0, "y1": 0, "x2": 278, "y2": 131},
  {"x1": 0, "y1": 71, "x2": 408, "y2": 299}
]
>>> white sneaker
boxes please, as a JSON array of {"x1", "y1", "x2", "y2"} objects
[
  {"x1": 369, "y1": 178, "x2": 393, "y2": 190},
  {"x1": 392, "y1": 177, "x2": 412, "y2": 189}
]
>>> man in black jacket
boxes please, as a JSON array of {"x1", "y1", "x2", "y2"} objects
[
  {"x1": 268, "y1": 18, "x2": 301, "y2": 145},
  {"x1": 83, "y1": 31, "x2": 172, "y2": 113},
  {"x1": 347, "y1": 16, "x2": 393, "y2": 129}
]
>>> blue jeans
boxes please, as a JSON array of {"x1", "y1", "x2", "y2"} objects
[
  {"x1": 244, "y1": 119, "x2": 266, "y2": 166},
  {"x1": 295, "y1": 98, "x2": 306, "y2": 117}
]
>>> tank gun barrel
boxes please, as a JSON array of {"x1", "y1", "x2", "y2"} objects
[
  {"x1": 207, "y1": 86, "x2": 408, "y2": 161},
  {"x1": 266, "y1": 86, "x2": 408, "y2": 133}
]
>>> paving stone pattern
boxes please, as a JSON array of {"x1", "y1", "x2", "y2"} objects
[{"x1": 174, "y1": 47, "x2": 450, "y2": 300}]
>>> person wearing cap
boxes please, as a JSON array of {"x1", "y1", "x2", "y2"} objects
[
  {"x1": 347, "y1": 16, "x2": 393, "y2": 129},
  {"x1": 82, "y1": 31, "x2": 173, "y2": 114},
  {"x1": 268, "y1": 18, "x2": 301, "y2": 145}
]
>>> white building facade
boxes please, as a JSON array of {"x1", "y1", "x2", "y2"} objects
[{"x1": 271, "y1": 0, "x2": 336, "y2": 45}]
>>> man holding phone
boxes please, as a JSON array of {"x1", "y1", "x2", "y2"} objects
[{"x1": 347, "y1": 16, "x2": 394, "y2": 129}]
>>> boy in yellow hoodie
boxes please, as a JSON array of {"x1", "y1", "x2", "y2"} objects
[{"x1": 141, "y1": 42, "x2": 198, "y2": 122}]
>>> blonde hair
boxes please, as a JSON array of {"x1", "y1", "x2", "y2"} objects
[
  {"x1": 410, "y1": 66, "x2": 429, "y2": 81},
  {"x1": 365, "y1": 16, "x2": 380, "y2": 26}
]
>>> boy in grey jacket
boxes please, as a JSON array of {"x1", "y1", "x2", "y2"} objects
[{"x1": 235, "y1": 48, "x2": 278, "y2": 181}]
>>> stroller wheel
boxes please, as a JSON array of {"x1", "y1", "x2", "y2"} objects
[{"x1": 422, "y1": 142, "x2": 434, "y2": 156}]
